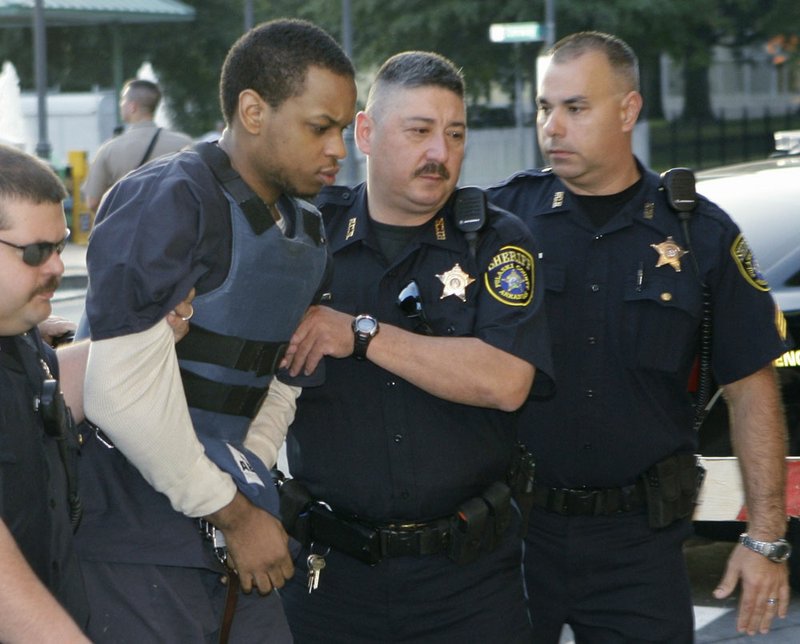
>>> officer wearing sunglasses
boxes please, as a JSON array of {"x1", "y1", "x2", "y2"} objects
[
  {"x1": 0, "y1": 144, "x2": 90, "y2": 642},
  {"x1": 0, "y1": 228, "x2": 70, "y2": 267}
]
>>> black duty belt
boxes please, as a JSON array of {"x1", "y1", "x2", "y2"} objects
[
  {"x1": 531, "y1": 482, "x2": 645, "y2": 516},
  {"x1": 530, "y1": 453, "x2": 704, "y2": 524},
  {"x1": 280, "y1": 479, "x2": 514, "y2": 566}
]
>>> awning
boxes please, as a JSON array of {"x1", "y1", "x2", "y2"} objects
[{"x1": 0, "y1": 0, "x2": 195, "y2": 26}]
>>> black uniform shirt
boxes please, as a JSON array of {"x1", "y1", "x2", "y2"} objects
[
  {"x1": 487, "y1": 164, "x2": 790, "y2": 488},
  {"x1": 0, "y1": 332, "x2": 88, "y2": 626},
  {"x1": 286, "y1": 184, "x2": 553, "y2": 521}
]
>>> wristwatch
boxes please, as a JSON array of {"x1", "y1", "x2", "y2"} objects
[
  {"x1": 352, "y1": 314, "x2": 379, "y2": 360},
  {"x1": 738, "y1": 533, "x2": 792, "y2": 563}
]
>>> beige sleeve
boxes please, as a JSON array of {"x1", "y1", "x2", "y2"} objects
[
  {"x1": 84, "y1": 321, "x2": 236, "y2": 517},
  {"x1": 82, "y1": 144, "x2": 112, "y2": 203},
  {"x1": 243, "y1": 379, "x2": 300, "y2": 468}
]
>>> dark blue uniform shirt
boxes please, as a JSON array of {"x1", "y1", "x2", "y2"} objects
[
  {"x1": 85, "y1": 148, "x2": 233, "y2": 339},
  {"x1": 286, "y1": 184, "x2": 553, "y2": 521},
  {"x1": 487, "y1": 164, "x2": 790, "y2": 488},
  {"x1": 0, "y1": 332, "x2": 88, "y2": 626}
]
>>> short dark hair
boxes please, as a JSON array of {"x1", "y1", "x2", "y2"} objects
[
  {"x1": 219, "y1": 18, "x2": 355, "y2": 124},
  {"x1": 123, "y1": 79, "x2": 162, "y2": 114},
  {"x1": 365, "y1": 51, "x2": 465, "y2": 115},
  {"x1": 0, "y1": 145, "x2": 67, "y2": 229},
  {"x1": 549, "y1": 31, "x2": 639, "y2": 92}
]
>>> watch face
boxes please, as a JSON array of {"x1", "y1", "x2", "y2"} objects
[
  {"x1": 770, "y1": 542, "x2": 792, "y2": 562},
  {"x1": 355, "y1": 316, "x2": 377, "y2": 334}
]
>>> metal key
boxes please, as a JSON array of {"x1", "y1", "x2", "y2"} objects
[{"x1": 306, "y1": 553, "x2": 326, "y2": 593}]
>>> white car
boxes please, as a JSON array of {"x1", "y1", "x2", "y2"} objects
[{"x1": 692, "y1": 131, "x2": 800, "y2": 587}]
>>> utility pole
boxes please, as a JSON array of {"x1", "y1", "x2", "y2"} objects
[
  {"x1": 244, "y1": 0, "x2": 254, "y2": 32},
  {"x1": 33, "y1": 0, "x2": 51, "y2": 160},
  {"x1": 341, "y1": 0, "x2": 359, "y2": 185}
]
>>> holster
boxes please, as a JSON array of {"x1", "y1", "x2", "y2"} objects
[{"x1": 641, "y1": 453, "x2": 706, "y2": 529}]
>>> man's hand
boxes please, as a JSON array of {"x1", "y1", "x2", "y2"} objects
[
  {"x1": 205, "y1": 492, "x2": 294, "y2": 594},
  {"x1": 713, "y1": 544, "x2": 790, "y2": 635},
  {"x1": 166, "y1": 288, "x2": 196, "y2": 343},
  {"x1": 282, "y1": 305, "x2": 354, "y2": 377},
  {"x1": 38, "y1": 315, "x2": 77, "y2": 347}
]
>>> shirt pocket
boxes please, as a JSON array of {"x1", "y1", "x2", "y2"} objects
[{"x1": 624, "y1": 270, "x2": 702, "y2": 373}]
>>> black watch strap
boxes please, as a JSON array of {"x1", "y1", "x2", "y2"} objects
[{"x1": 352, "y1": 315, "x2": 379, "y2": 360}]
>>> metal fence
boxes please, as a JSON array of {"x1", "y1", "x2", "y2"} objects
[{"x1": 649, "y1": 107, "x2": 800, "y2": 172}]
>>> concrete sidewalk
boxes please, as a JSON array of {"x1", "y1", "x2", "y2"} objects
[{"x1": 56, "y1": 241, "x2": 88, "y2": 302}]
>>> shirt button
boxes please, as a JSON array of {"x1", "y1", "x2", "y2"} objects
[
  {"x1": 587, "y1": 336, "x2": 596, "y2": 344},
  {"x1": 585, "y1": 389, "x2": 594, "y2": 398},
  {"x1": 582, "y1": 443, "x2": 594, "y2": 451},
  {"x1": 590, "y1": 284, "x2": 600, "y2": 292},
  {"x1": 386, "y1": 380, "x2": 396, "y2": 387},
  {"x1": 446, "y1": 326, "x2": 456, "y2": 335},
  {"x1": 393, "y1": 434, "x2": 403, "y2": 443}
]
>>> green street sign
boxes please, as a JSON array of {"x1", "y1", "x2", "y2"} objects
[{"x1": 489, "y1": 22, "x2": 543, "y2": 43}]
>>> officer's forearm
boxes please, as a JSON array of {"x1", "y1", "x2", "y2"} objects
[
  {"x1": 55, "y1": 339, "x2": 89, "y2": 422},
  {"x1": 724, "y1": 364, "x2": 788, "y2": 539},
  {"x1": 0, "y1": 520, "x2": 90, "y2": 643},
  {"x1": 367, "y1": 324, "x2": 535, "y2": 411}
]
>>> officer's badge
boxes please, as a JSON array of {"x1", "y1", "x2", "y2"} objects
[
  {"x1": 437, "y1": 263, "x2": 475, "y2": 302},
  {"x1": 651, "y1": 236, "x2": 688, "y2": 272},
  {"x1": 485, "y1": 245, "x2": 534, "y2": 306},
  {"x1": 731, "y1": 234, "x2": 769, "y2": 292}
]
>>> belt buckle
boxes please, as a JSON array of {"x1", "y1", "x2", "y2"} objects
[{"x1": 564, "y1": 488, "x2": 600, "y2": 515}]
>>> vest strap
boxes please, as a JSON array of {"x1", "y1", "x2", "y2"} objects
[
  {"x1": 180, "y1": 369, "x2": 270, "y2": 418},
  {"x1": 177, "y1": 325, "x2": 287, "y2": 377}
]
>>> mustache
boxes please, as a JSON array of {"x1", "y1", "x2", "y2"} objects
[
  {"x1": 413, "y1": 162, "x2": 450, "y2": 180},
  {"x1": 34, "y1": 275, "x2": 61, "y2": 296}
]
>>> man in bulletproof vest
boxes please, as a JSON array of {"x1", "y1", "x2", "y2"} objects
[{"x1": 79, "y1": 19, "x2": 356, "y2": 642}]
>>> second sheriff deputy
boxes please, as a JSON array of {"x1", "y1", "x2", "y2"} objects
[{"x1": 278, "y1": 180, "x2": 554, "y2": 642}]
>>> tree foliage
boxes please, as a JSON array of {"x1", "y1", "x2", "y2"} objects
[{"x1": 0, "y1": 0, "x2": 797, "y2": 134}]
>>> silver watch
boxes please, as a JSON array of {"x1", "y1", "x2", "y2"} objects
[{"x1": 738, "y1": 533, "x2": 792, "y2": 563}]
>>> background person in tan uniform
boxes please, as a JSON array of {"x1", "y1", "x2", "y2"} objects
[{"x1": 83, "y1": 79, "x2": 193, "y2": 213}]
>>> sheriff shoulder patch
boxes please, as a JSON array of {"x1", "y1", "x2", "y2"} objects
[
  {"x1": 730, "y1": 234, "x2": 770, "y2": 292},
  {"x1": 484, "y1": 245, "x2": 534, "y2": 306}
]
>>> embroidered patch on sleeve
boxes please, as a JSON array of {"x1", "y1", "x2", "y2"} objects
[
  {"x1": 484, "y1": 245, "x2": 534, "y2": 306},
  {"x1": 730, "y1": 234, "x2": 770, "y2": 292},
  {"x1": 776, "y1": 303, "x2": 788, "y2": 342}
]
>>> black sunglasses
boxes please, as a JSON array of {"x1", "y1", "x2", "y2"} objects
[
  {"x1": 0, "y1": 229, "x2": 70, "y2": 267},
  {"x1": 397, "y1": 280, "x2": 434, "y2": 336}
]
